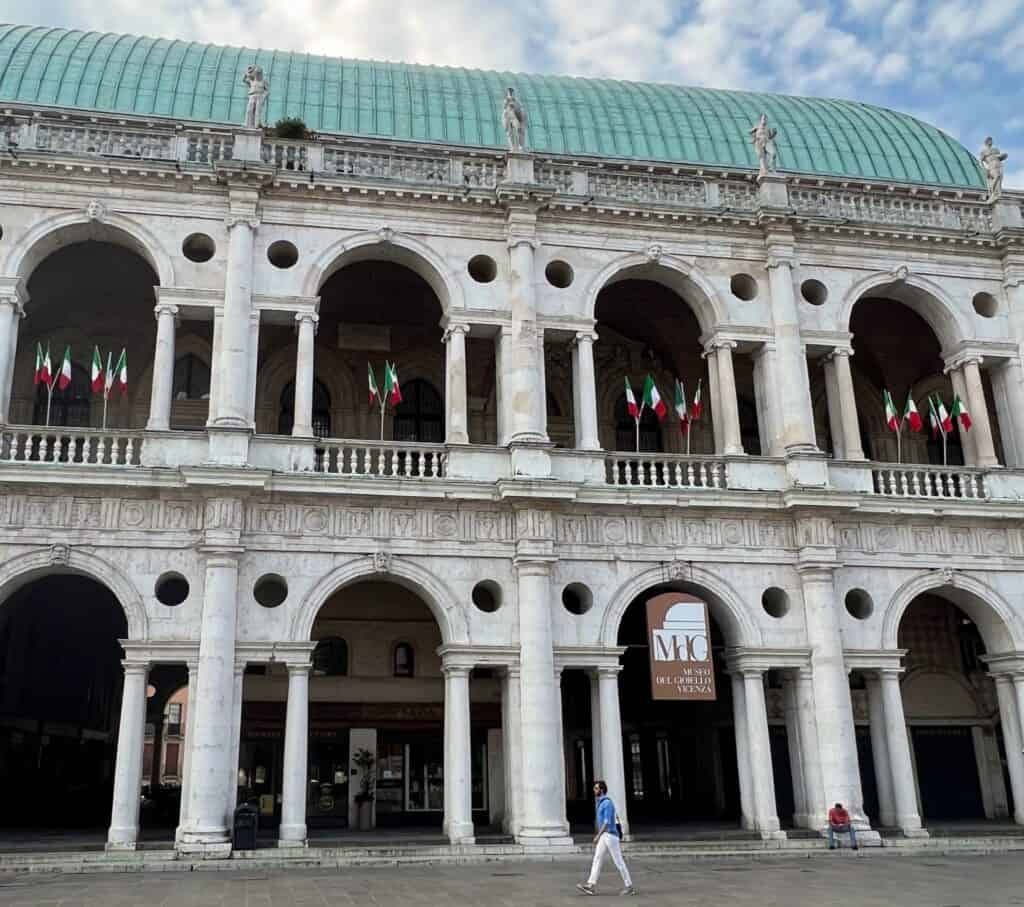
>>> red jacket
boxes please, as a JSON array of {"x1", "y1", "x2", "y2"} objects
[{"x1": 829, "y1": 807, "x2": 850, "y2": 826}]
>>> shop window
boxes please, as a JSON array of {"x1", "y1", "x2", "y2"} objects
[
  {"x1": 172, "y1": 353, "x2": 210, "y2": 400},
  {"x1": 312, "y1": 637, "x2": 349, "y2": 676},
  {"x1": 393, "y1": 379, "x2": 444, "y2": 443},
  {"x1": 33, "y1": 362, "x2": 90, "y2": 427},
  {"x1": 393, "y1": 642, "x2": 415, "y2": 677},
  {"x1": 279, "y1": 378, "x2": 332, "y2": 437}
]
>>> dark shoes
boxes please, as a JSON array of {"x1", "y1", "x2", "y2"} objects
[{"x1": 576, "y1": 882, "x2": 595, "y2": 896}]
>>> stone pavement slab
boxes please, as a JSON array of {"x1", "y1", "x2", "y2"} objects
[{"x1": 0, "y1": 853, "x2": 1023, "y2": 906}]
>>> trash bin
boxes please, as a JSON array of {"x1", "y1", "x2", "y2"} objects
[{"x1": 233, "y1": 802, "x2": 259, "y2": 851}]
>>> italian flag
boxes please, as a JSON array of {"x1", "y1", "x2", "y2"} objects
[
  {"x1": 57, "y1": 346, "x2": 72, "y2": 391},
  {"x1": 37, "y1": 344, "x2": 53, "y2": 387},
  {"x1": 91, "y1": 346, "x2": 104, "y2": 393},
  {"x1": 935, "y1": 395, "x2": 953, "y2": 433},
  {"x1": 368, "y1": 362, "x2": 380, "y2": 406},
  {"x1": 927, "y1": 395, "x2": 941, "y2": 439},
  {"x1": 113, "y1": 348, "x2": 128, "y2": 397},
  {"x1": 642, "y1": 374, "x2": 667, "y2": 420},
  {"x1": 690, "y1": 378, "x2": 702, "y2": 420},
  {"x1": 673, "y1": 378, "x2": 689, "y2": 430},
  {"x1": 951, "y1": 393, "x2": 971, "y2": 431},
  {"x1": 33, "y1": 343, "x2": 46, "y2": 385},
  {"x1": 624, "y1": 377, "x2": 639, "y2": 419},
  {"x1": 883, "y1": 389, "x2": 899, "y2": 432},
  {"x1": 385, "y1": 361, "x2": 402, "y2": 406},
  {"x1": 903, "y1": 393, "x2": 922, "y2": 433}
]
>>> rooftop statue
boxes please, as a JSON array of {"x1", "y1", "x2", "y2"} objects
[
  {"x1": 243, "y1": 65, "x2": 270, "y2": 129},
  {"x1": 503, "y1": 87, "x2": 527, "y2": 153},
  {"x1": 979, "y1": 137, "x2": 1008, "y2": 201},
  {"x1": 749, "y1": 113, "x2": 778, "y2": 177}
]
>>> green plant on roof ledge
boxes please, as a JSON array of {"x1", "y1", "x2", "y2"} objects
[{"x1": 269, "y1": 117, "x2": 311, "y2": 140}]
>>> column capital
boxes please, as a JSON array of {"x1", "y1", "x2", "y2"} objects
[
  {"x1": 513, "y1": 555, "x2": 555, "y2": 576},
  {"x1": 571, "y1": 330, "x2": 599, "y2": 347},
  {"x1": 765, "y1": 254, "x2": 794, "y2": 271},
  {"x1": 225, "y1": 216, "x2": 260, "y2": 231},
  {"x1": 702, "y1": 337, "x2": 737, "y2": 357},
  {"x1": 594, "y1": 664, "x2": 623, "y2": 678},
  {"x1": 122, "y1": 659, "x2": 150, "y2": 675},
  {"x1": 294, "y1": 310, "x2": 319, "y2": 330},
  {"x1": 507, "y1": 235, "x2": 540, "y2": 251},
  {"x1": 944, "y1": 353, "x2": 984, "y2": 374},
  {"x1": 442, "y1": 322, "x2": 471, "y2": 343},
  {"x1": 0, "y1": 294, "x2": 25, "y2": 316},
  {"x1": 877, "y1": 666, "x2": 905, "y2": 679},
  {"x1": 285, "y1": 662, "x2": 312, "y2": 677},
  {"x1": 154, "y1": 301, "x2": 180, "y2": 321},
  {"x1": 442, "y1": 664, "x2": 473, "y2": 679},
  {"x1": 824, "y1": 346, "x2": 853, "y2": 362},
  {"x1": 198, "y1": 545, "x2": 244, "y2": 565}
]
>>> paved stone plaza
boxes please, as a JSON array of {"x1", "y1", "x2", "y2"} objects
[{"x1": 1, "y1": 855, "x2": 1023, "y2": 906}]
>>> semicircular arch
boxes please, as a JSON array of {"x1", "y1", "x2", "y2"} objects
[
  {"x1": 0, "y1": 548, "x2": 148, "y2": 640},
  {"x1": 600, "y1": 562, "x2": 762, "y2": 648},
  {"x1": 291, "y1": 555, "x2": 468, "y2": 645},
  {"x1": 302, "y1": 231, "x2": 464, "y2": 315}
]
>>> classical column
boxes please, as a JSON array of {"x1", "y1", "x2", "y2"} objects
[
  {"x1": 279, "y1": 663, "x2": 311, "y2": 847},
  {"x1": 765, "y1": 254, "x2": 818, "y2": 452},
  {"x1": 178, "y1": 550, "x2": 240, "y2": 855},
  {"x1": 994, "y1": 675, "x2": 1024, "y2": 824},
  {"x1": 443, "y1": 664, "x2": 475, "y2": 843},
  {"x1": 150, "y1": 706, "x2": 165, "y2": 791},
  {"x1": 709, "y1": 340, "x2": 743, "y2": 455},
  {"x1": 291, "y1": 312, "x2": 318, "y2": 438},
  {"x1": 571, "y1": 331, "x2": 600, "y2": 450},
  {"x1": 743, "y1": 669, "x2": 781, "y2": 835},
  {"x1": 212, "y1": 216, "x2": 256, "y2": 427},
  {"x1": 514, "y1": 557, "x2": 570, "y2": 842},
  {"x1": 948, "y1": 366, "x2": 979, "y2": 466},
  {"x1": 229, "y1": 663, "x2": 244, "y2": 815},
  {"x1": 865, "y1": 672, "x2": 897, "y2": 827},
  {"x1": 751, "y1": 342, "x2": 783, "y2": 456},
  {"x1": 0, "y1": 293, "x2": 24, "y2": 424},
  {"x1": 794, "y1": 667, "x2": 826, "y2": 829},
  {"x1": 146, "y1": 302, "x2": 179, "y2": 431},
  {"x1": 176, "y1": 660, "x2": 199, "y2": 841},
  {"x1": 500, "y1": 666, "x2": 523, "y2": 836},
  {"x1": 798, "y1": 565, "x2": 870, "y2": 828},
  {"x1": 962, "y1": 357, "x2": 999, "y2": 467},
  {"x1": 821, "y1": 353, "x2": 845, "y2": 458},
  {"x1": 991, "y1": 359, "x2": 1024, "y2": 467},
  {"x1": 107, "y1": 661, "x2": 149, "y2": 849},
  {"x1": 597, "y1": 665, "x2": 629, "y2": 838},
  {"x1": 588, "y1": 670, "x2": 603, "y2": 779},
  {"x1": 781, "y1": 673, "x2": 806, "y2": 826},
  {"x1": 443, "y1": 323, "x2": 471, "y2": 445},
  {"x1": 502, "y1": 238, "x2": 546, "y2": 443},
  {"x1": 879, "y1": 669, "x2": 925, "y2": 835},
  {"x1": 1012, "y1": 675, "x2": 1024, "y2": 759},
  {"x1": 830, "y1": 348, "x2": 865, "y2": 460},
  {"x1": 206, "y1": 310, "x2": 224, "y2": 428},
  {"x1": 704, "y1": 344, "x2": 724, "y2": 454},
  {"x1": 247, "y1": 313, "x2": 260, "y2": 428},
  {"x1": 730, "y1": 672, "x2": 754, "y2": 830}
]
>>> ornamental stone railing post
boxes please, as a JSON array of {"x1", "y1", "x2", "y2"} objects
[
  {"x1": 571, "y1": 331, "x2": 601, "y2": 450},
  {"x1": 291, "y1": 311, "x2": 318, "y2": 438},
  {"x1": 106, "y1": 660, "x2": 150, "y2": 850},
  {"x1": 443, "y1": 322, "x2": 471, "y2": 445},
  {"x1": 146, "y1": 302, "x2": 179, "y2": 431}
]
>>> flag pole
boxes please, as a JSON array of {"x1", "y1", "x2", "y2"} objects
[
  {"x1": 896, "y1": 420, "x2": 901, "y2": 465},
  {"x1": 379, "y1": 397, "x2": 385, "y2": 442},
  {"x1": 45, "y1": 378, "x2": 54, "y2": 427},
  {"x1": 685, "y1": 422, "x2": 691, "y2": 457}
]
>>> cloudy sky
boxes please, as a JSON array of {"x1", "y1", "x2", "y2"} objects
[{"x1": 4, "y1": 0, "x2": 1023, "y2": 185}]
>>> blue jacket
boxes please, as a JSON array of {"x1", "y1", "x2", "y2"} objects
[{"x1": 595, "y1": 795, "x2": 620, "y2": 837}]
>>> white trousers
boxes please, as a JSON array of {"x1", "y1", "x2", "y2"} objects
[{"x1": 587, "y1": 832, "x2": 632, "y2": 888}]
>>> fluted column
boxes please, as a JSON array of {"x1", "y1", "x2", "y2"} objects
[
  {"x1": 962, "y1": 357, "x2": 999, "y2": 466},
  {"x1": 879, "y1": 669, "x2": 925, "y2": 835},
  {"x1": 291, "y1": 311, "x2": 318, "y2": 438},
  {"x1": 0, "y1": 293, "x2": 24, "y2": 424},
  {"x1": 994, "y1": 675, "x2": 1024, "y2": 824},
  {"x1": 708, "y1": 340, "x2": 743, "y2": 455},
  {"x1": 948, "y1": 366, "x2": 978, "y2": 465},
  {"x1": 794, "y1": 667, "x2": 826, "y2": 829},
  {"x1": 279, "y1": 663, "x2": 310, "y2": 847},
  {"x1": 146, "y1": 302, "x2": 179, "y2": 431},
  {"x1": 571, "y1": 331, "x2": 600, "y2": 450},
  {"x1": 743, "y1": 669, "x2": 781, "y2": 835},
  {"x1": 865, "y1": 672, "x2": 897, "y2": 827},
  {"x1": 766, "y1": 253, "x2": 818, "y2": 452},
  {"x1": 107, "y1": 661, "x2": 149, "y2": 849},
  {"x1": 730, "y1": 672, "x2": 754, "y2": 830},
  {"x1": 213, "y1": 216, "x2": 256, "y2": 427},
  {"x1": 443, "y1": 664, "x2": 475, "y2": 843},
  {"x1": 597, "y1": 665, "x2": 629, "y2": 838},
  {"x1": 178, "y1": 550, "x2": 240, "y2": 855},
  {"x1": 514, "y1": 557, "x2": 570, "y2": 843},
  {"x1": 443, "y1": 323, "x2": 471, "y2": 445},
  {"x1": 830, "y1": 348, "x2": 865, "y2": 460}
]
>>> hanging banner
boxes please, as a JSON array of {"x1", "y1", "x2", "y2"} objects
[{"x1": 646, "y1": 592, "x2": 716, "y2": 701}]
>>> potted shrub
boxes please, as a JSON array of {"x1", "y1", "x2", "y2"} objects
[
  {"x1": 352, "y1": 747, "x2": 376, "y2": 830},
  {"x1": 270, "y1": 117, "x2": 311, "y2": 140}
]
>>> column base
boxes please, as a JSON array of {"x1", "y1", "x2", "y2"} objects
[
  {"x1": 898, "y1": 820, "x2": 929, "y2": 838},
  {"x1": 105, "y1": 829, "x2": 138, "y2": 851},
  {"x1": 758, "y1": 829, "x2": 788, "y2": 841},
  {"x1": 175, "y1": 839, "x2": 233, "y2": 859},
  {"x1": 278, "y1": 823, "x2": 308, "y2": 847},
  {"x1": 206, "y1": 425, "x2": 252, "y2": 466},
  {"x1": 820, "y1": 827, "x2": 882, "y2": 846}
]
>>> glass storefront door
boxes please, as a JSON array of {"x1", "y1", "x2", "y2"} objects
[{"x1": 307, "y1": 733, "x2": 350, "y2": 827}]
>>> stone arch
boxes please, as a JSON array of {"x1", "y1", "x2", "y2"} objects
[
  {"x1": 291, "y1": 555, "x2": 468, "y2": 645},
  {"x1": 584, "y1": 252, "x2": 727, "y2": 335},
  {"x1": 4, "y1": 210, "x2": 175, "y2": 292},
  {"x1": 840, "y1": 270, "x2": 966, "y2": 354},
  {"x1": 600, "y1": 562, "x2": 763, "y2": 648},
  {"x1": 134, "y1": 333, "x2": 214, "y2": 407},
  {"x1": 899, "y1": 667, "x2": 982, "y2": 719},
  {"x1": 302, "y1": 230, "x2": 464, "y2": 314},
  {"x1": 882, "y1": 570, "x2": 1021, "y2": 654},
  {"x1": 0, "y1": 547, "x2": 148, "y2": 640}
]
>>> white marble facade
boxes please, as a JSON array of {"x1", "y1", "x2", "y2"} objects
[{"x1": 1, "y1": 110, "x2": 1024, "y2": 856}]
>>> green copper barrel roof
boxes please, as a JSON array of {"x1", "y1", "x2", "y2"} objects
[{"x1": 0, "y1": 24, "x2": 985, "y2": 188}]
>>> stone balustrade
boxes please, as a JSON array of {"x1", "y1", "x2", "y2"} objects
[
  {"x1": 1, "y1": 426, "x2": 145, "y2": 466},
  {"x1": 605, "y1": 452, "x2": 726, "y2": 489},
  {"x1": 314, "y1": 439, "x2": 446, "y2": 479},
  {"x1": 790, "y1": 187, "x2": 992, "y2": 232},
  {"x1": 871, "y1": 464, "x2": 988, "y2": 499}
]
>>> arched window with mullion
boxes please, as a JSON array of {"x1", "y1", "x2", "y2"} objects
[
  {"x1": 393, "y1": 379, "x2": 443, "y2": 443},
  {"x1": 279, "y1": 378, "x2": 332, "y2": 437}
]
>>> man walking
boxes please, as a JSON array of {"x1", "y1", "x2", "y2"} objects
[
  {"x1": 577, "y1": 780, "x2": 635, "y2": 896},
  {"x1": 828, "y1": 802, "x2": 859, "y2": 850}
]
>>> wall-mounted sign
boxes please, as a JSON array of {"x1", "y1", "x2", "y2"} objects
[{"x1": 646, "y1": 592, "x2": 716, "y2": 701}]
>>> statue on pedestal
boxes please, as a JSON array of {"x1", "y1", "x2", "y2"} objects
[
  {"x1": 980, "y1": 136, "x2": 1008, "y2": 201},
  {"x1": 243, "y1": 65, "x2": 270, "y2": 129},
  {"x1": 503, "y1": 87, "x2": 527, "y2": 153},
  {"x1": 749, "y1": 113, "x2": 778, "y2": 176}
]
